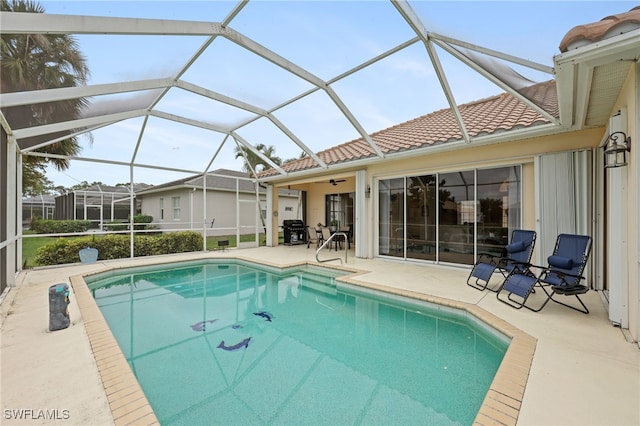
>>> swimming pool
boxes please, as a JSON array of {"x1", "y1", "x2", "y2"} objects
[{"x1": 85, "y1": 259, "x2": 509, "y2": 425}]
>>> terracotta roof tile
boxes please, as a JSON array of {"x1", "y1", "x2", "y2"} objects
[
  {"x1": 259, "y1": 80, "x2": 557, "y2": 178},
  {"x1": 560, "y1": 6, "x2": 640, "y2": 52}
]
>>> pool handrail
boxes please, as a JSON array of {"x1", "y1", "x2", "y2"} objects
[{"x1": 316, "y1": 231, "x2": 348, "y2": 264}]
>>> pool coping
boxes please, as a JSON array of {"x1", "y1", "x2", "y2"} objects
[{"x1": 71, "y1": 255, "x2": 536, "y2": 426}]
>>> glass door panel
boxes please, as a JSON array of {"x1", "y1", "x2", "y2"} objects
[
  {"x1": 406, "y1": 175, "x2": 436, "y2": 261},
  {"x1": 438, "y1": 171, "x2": 475, "y2": 264},
  {"x1": 476, "y1": 167, "x2": 521, "y2": 257},
  {"x1": 378, "y1": 178, "x2": 405, "y2": 258}
]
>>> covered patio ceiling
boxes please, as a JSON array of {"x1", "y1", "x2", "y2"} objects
[{"x1": 0, "y1": 1, "x2": 637, "y2": 187}]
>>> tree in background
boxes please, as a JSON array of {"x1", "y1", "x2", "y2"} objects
[
  {"x1": 234, "y1": 143, "x2": 282, "y2": 177},
  {"x1": 1, "y1": 0, "x2": 90, "y2": 195},
  {"x1": 283, "y1": 150, "x2": 308, "y2": 164}
]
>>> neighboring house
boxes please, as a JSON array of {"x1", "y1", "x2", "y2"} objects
[
  {"x1": 54, "y1": 184, "x2": 149, "y2": 229},
  {"x1": 259, "y1": 10, "x2": 640, "y2": 341},
  {"x1": 136, "y1": 169, "x2": 301, "y2": 237},
  {"x1": 21, "y1": 194, "x2": 55, "y2": 228}
]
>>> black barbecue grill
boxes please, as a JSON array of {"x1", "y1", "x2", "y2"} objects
[{"x1": 283, "y1": 219, "x2": 307, "y2": 245}]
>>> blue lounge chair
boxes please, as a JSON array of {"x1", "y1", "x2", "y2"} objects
[
  {"x1": 496, "y1": 233, "x2": 592, "y2": 313},
  {"x1": 467, "y1": 229, "x2": 536, "y2": 292}
]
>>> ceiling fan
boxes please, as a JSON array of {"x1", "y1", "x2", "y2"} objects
[{"x1": 328, "y1": 179, "x2": 346, "y2": 186}]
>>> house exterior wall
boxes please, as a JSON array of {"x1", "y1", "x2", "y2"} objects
[
  {"x1": 305, "y1": 179, "x2": 356, "y2": 229},
  {"x1": 287, "y1": 128, "x2": 603, "y2": 259},
  {"x1": 360, "y1": 128, "x2": 602, "y2": 257},
  {"x1": 609, "y1": 64, "x2": 639, "y2": 341},
  {"x1": 140, "y1": 188, "x2": 300, "y2": 237}
]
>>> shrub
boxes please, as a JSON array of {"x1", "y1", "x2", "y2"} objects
[
  {"x1": 104, "y1": 214, "x2": 155, "y2": 232},
  {"x1": 104, "y1": 221, "x2": 128, "y2": 232},
  {"x1": 132, "y1": 214, "x2": 153, "y2": 230},
  {"x1": 34, "y1": 231, "x2": 204, "y2": 266},
  {"x1": 31, "y1": 219, "x2": 91, "y2": 234}
]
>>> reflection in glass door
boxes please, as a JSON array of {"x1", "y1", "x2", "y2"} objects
[
  {"x1": 406, "y1": 175, "x2": 436, "y2": 261},
  {"x1": 438, "y1": 171, "x2": 475, "y2": 264},
  {"x1": 377, "y1": 166, "x2": 521, "y2": 266},
  {"x1": 378, "y1": 178, "x2": 405, "y2": 257},
  {"x1": 476, "y1": 167, "x2": 520, "y2": 257}
]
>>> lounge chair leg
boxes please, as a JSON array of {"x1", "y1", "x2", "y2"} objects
[
  {"x1": 518, "y1": 284, "x2": 554, "y2": 312},
  {"x1": 467, "y1": 276, "x2": 489, "y2": 291},
  {"x1": 549, "y1": 294, "x2": 590, "y2": 314},
  {"x1": 496, "y1": 272, "x2": 539, "y2": 310},
  {"x1": 496, "y1": 291, "x2": 527, "y2": 309},
  {"x1": 522, "y1": 285, "x2": 589, "y2": 314}
]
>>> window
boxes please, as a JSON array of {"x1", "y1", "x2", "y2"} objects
[
  {"x1": 159, "y1": 198, "x2": 164, "y2": 220},
  {"x1": 378, "y1": 165, "x2": 521, "y2": 265},
  {"x1": 324, "y1": 193, "x2": 354, "y2": 228},
  {"x1": 172, "y1": 196, "x2": 180, "y2": 220}
]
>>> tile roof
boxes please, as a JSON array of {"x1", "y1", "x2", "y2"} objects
[
  {"x1": 137, "y1": 168, "x2": 299, "y2": 196},
  {"x1": 138, "y1": 168, "x2": 256, "y2": 193},
  {"x1": 259, "y1": 80, "x2": 558, "y2": 178},
  {"x1": 559, "y1": 6, "x2": 640, "y2": 52}
]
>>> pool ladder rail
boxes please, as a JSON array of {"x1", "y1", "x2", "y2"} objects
[{"x1": 315, "y1": 231, "x2": 348, "y2": 264}]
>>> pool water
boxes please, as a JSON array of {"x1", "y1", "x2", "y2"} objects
[{"x1": 86, "y1": 260, "x2": 508, "y2": 425}]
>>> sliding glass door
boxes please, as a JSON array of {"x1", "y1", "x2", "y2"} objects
[{"x1": 377, "y1": 166, "x2": 521, "y2": 265}]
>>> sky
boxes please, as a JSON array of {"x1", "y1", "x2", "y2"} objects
[{"x1": 30, "y1": 0, "x2": 638, "y2": 188}]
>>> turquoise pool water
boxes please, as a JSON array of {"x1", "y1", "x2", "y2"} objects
[{"x1": 86, "y1": 259, "x2": 508, "y2": 426}]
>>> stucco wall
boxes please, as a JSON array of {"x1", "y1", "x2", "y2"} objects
[
  {"x1": 140, "y1": 188, "x2": 299, "y2": 237},
  {"x1": 304, "y1": 179, "x2": 355, "y2": 229},
  {"x1": 278, "y1": 128, "x2": 605, "y2": 258},
  {"x1": 610, "y1": 65, "x2": 639, "y2": 340},
  {"x1": 363, "y1": 129, "x2": 600, "y2": 253}
]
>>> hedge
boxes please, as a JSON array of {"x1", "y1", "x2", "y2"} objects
[
  {"x1": 31, "y1": 219, "x2": 91, "y2": 234},
  {"x1": 104, "y1": 214, "x2": 155, "y2": 231},
  {"x1": 34, "y1": 231, "x2": 204, "y2": 266}
]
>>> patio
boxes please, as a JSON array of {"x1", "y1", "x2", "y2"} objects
[{"x1": 1, "y1": 245, "x2": 638, "y2": 425}]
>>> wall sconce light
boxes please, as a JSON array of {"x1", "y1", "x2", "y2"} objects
[
  {"x1": 365, "y1": 185, "x2": 371, "y2": 198},
  {"x1": 604, "y1": 131, "x2": 631, "y2": 168}
]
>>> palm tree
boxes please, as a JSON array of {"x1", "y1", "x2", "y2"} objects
[
  {"x1": 283, "y1": 150, "x2": 308, "y2": 164},
  {"x1": 234, "y1": 143, "x2": 282, "y2": 177},
  {"x1": 1, "y1": 0, "x2": 90, "y2": 193},
  {"x1": 233, "y1": 143, "x2": 283, "y2": 239}
]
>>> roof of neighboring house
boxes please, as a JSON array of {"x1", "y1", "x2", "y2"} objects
[
  {"x1": 559, "y1": 6, "x2": 640, "y2": 52},
  {"x1": 68, "y1": 183, "x2": 151, "y2": 194},
  {"x1": 137, "y1": 169, "x2": 255, "y2": 194},
  {"x1": 259, "y1": 79, "x2": 558, "y2": 178},
  {"x1": 22, "y1": 194, "x2": 56, "y2": 204},
  {"x1": 137, "y1": 169, "x2": 299, "y2": 196}
]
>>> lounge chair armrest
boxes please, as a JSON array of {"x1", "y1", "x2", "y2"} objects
[
  {"x1": 503, "y1": 259, "x2": 534, "y2": 268},
  {"x1": 541, "y1": 268, "x2": 586, "y2": 287},
  {"x1": 547, "y1": 269, "x2": 585, "y2": 280}
]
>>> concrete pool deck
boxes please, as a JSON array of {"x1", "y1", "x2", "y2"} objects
[{"x1": 1, "y1": 246, "x2": 638, "y2": 425}]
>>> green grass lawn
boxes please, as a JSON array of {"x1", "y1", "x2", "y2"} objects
[{"x1": 21, "y1": 234, "x2": 60, "y2": 268}]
